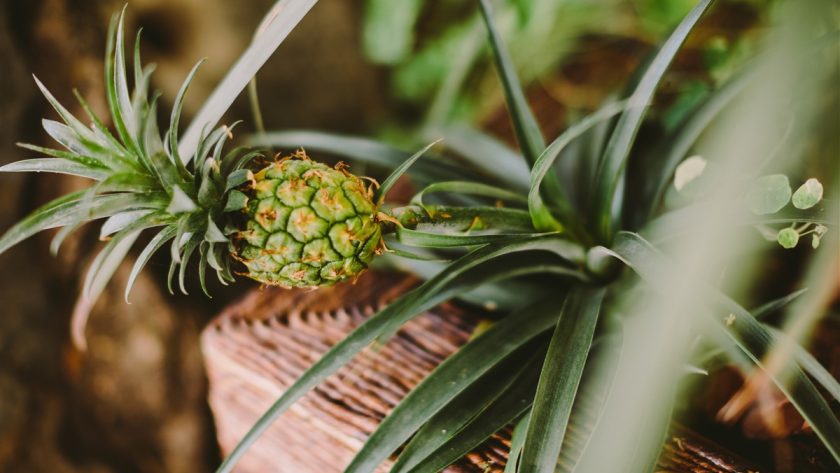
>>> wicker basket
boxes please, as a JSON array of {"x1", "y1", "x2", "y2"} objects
[{"x1": 203, "y1": 271, "x2": 766, "y2": 473}]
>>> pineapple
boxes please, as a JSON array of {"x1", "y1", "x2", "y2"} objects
[{"x1": 236, "y1": 153, "x2": 382, "y2": 287}]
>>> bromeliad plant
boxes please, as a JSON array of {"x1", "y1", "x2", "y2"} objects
[{"x1": 1, "y1": 1, "x2": 838, "y2": 473}]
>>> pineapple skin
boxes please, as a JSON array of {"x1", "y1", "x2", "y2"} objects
[{"x1": 237, "y1": 156, "x2": 382, "y2": 288}]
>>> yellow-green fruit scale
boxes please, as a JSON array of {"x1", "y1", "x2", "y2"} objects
[{"x1": 237, "y1": 157, "x2": 382, "y2": 288}]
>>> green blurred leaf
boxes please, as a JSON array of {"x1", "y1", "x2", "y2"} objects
[
  {"x1": 777, "y1": 227, "x2": 799, "y2": 249},
  {"x1": 642, "y1": 65, "x2": 756, "y2": 223},
  {"x1": 751, "y1": 288, "x2": 808, "y2": 319},
  {"x1": 610, "y1": 232, "x2": 840, "y2": 464},
  {"x1": 792, "y1": 178, "x2": 823, "y2": 210},
  {"x1": 747, "y1": 174, "x2": 792, "y2": 215},
  {"x1": 362, "y1": 0, "x2": 423, "y2": 64},
  {"x1": 437, "y1": 125, "x2": 530, "y2": 192}
]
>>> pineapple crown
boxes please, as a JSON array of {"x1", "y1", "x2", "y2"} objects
[{"x1": 0, "y1": 9, "x2": 258, "y2": 305}]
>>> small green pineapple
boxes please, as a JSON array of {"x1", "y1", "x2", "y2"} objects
[{"x1": 235, "y1": 152, "x2": 382, "y2": 288}]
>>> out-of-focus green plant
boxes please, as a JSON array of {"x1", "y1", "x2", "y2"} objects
[{"x1": 361, "y1": 0, "x2": 770, "y2": 131}]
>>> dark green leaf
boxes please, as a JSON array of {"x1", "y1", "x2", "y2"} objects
[
  {"x1": 477, "y1": 0, "x2": 575, "y2": 224},
  {"x1": 411, "y1": 181, "x2": 527, "y2": 209},
  {"x1": 390, "y1": 343, "x2": 543, "y2": 473},
  {"x1": 477, "y1": 0, "x2": 541, "y2": 165},
  {"x1": 168, "y1": 59, "x2": 205, "y2": 169},
  {"x1": 765, "y1": 326, "x2": 840, "y2": 404},
  {"x1": 374, "y1": 140, "x2": 439, "y2": 204},
  {"x1": 504, "y1": 413, "x2": 530, "y2": 473},
  {"x1": 751, "y1": 289, "x2": 808, "y2": 319},
  {"x1": 396, "y1": 227, "x2": 552, "y2": 248},
  {"x1": 520, "y1": 288, "x2": 605, "y2": 473},
  {"x1": 406, "y1": 353, "x2": 544, "y2": 473},
  {"x1": 593, "y1": 0, "x2": 713, "y2": 242},
  {"x1": 529, "y1": 102, "x2": 626, "y2": 235},
  {"x1": 393, "y1": 205, "x2": 535, "y2": 234},
  {"x1": 344, "y1": 297, "x2": 568, "y2": 473}
]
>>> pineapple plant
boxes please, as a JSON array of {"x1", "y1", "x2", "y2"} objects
[{"x1": 1, "y1": 1, "x2": 838, "y2": 472}]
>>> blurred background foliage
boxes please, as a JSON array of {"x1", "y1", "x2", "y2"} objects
[{"x1": 359, "y1": 0, "x2": 769, "y2": 140}]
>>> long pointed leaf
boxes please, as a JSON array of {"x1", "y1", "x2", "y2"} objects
[
  {"x1": 477, "y1": 0, "x2": 543, "y2": 165},
  {"x1": 529, "y1": 102, "x2": 626, "y2": 235},
  {"x1": 406, "y1": 352, "x2": 545, "y2": 473},
  {"x1": 390, "y1": 342, "x2": 544, "y2": 473},
  {"x1": 125, "y1": 226, "x2": 177, "y2": 301},
  {"x1": 504, "y1": 412, "x2": 531, "y2": 473},
  {"x1": 374, "y1": 140, "x2": 439, "y2": 204},
  {"x1": 519, "y1": 288, "x2": 605, "y2": 473},
  {"x1": 168, "y1": 59, "x2": 205, "y2": 169},
  {"x1": 248, "y1": 130, "x2": 473, "y2": 183},
  {"x1": 0, "y1": 193, "x2": 157, "y2": 256},
  {"x1": 411, "y1": 181, "x2": 527, "y2": 208},
  {"x1": 592, "y1": 0, "x2": 713, "y2": 242},
  {"x1": 0, "y1": 158, "x2": 109, "y2": 180},
  {"x1": 178, "y1": 0, "x2": 318, "y2": 161},
  {"x1": 345, "y1": 297, "x2": 568, "y2": 473}
]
